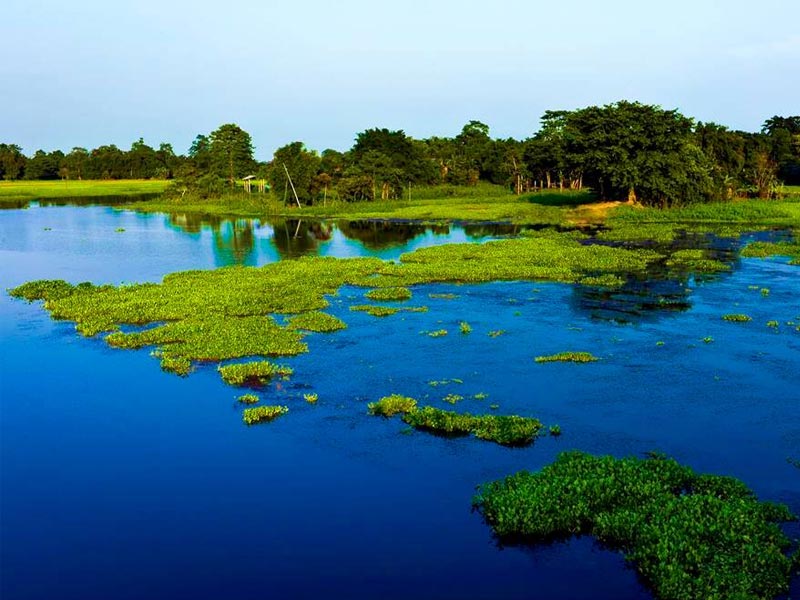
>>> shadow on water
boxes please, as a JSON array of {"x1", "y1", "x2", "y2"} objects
[{"x1": 572, "y1": 229, "x2": 789, "y2": 322}]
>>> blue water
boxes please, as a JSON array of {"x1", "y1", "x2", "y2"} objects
[{"x1": 1, "y1": 205, "x2": 799, "y2": 599}]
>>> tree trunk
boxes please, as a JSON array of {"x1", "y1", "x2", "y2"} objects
[{"x1": 628, "y1": 187, "x2": 637, "y2": 203}]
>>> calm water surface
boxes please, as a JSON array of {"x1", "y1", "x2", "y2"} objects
[{"x1": 1, "y1": 204, "x2": 798, "y2": 599}]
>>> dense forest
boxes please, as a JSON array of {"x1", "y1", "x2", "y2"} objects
[{"x1": 2, "y1": 102, "x2": 798, "y2": 207}]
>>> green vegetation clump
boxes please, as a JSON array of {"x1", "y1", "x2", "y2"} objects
[
  {"x1": 287, "y1": 311, "x2": 346, "y2": 333},
  {"x1": 549, "y1": 424, "x2": 561, "y2": 436},
  {"x1": 303, "y1": 393, "x2": 318, "y2": 404},
  {"x1": 367, "y1": 394, "x2": 418, "y2": 417},
  {"x1": 741, "y1": 241, "x2": 800, "y2": 262},
  {"x1": 442, "y1": 394, "x2": 464, "y2": 405},
  {"x1": 429, "y1": 293, "x2": 459, "y2": 300},
  {"x1": 365, "y1": 287, "x2": 412, "y2": 301},
  {"x1": 427, "y1": 329, "x2": 448, "y2": 338},
  {"x1": 349, "y1": 304, "x2": 400, "y2": 317},
  {"x1": 722, "y1": 313, "x2": 752, "y2": 322},
  {"x1": 289, "y1": 311, "x2": 347, "y2": 333},
  {"x1": 664, "y1": 249, "x2": 731, "y2": 274},
  {"x1": 459, "y1": 321, "x2": 472, "y2": 334},
  {"x1": 402, "y1": 406, "x2": 542, "y2": 446},
  {"x1": 158, "y1": 354, "x2": 192, "y2": 376},
  {"x1": 767, "y1": 320, "x2": 779, "y2": 329},
  {"x1": 237, "y1": 394, "x2": 259, "y2": 404},
  {"x1": 488, "y1": 330, "x2": 505, "y2": 338},
  {"x1": 242, "y1": 405, "x2": 288, "y2": 425},
  {"x1": 369, "y1": 396, "x2": 541, "y2": 446},
  {"x1": 473, "y1": 451, "x2": 797, "y2": 600},
  {"x1": 577, "y1": 274, "x2": 625, "y2": 288},
  {"x1": 535, "y1": 352, "x2": 598, "y2": 363},
  {"x1": 473, "y1": 392, "x2": 489, "y2": 400},
  {"x1": 218, "y1": 361, "x2": 293, "y2": 386}
]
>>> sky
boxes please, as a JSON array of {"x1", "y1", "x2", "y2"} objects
[{"x1": 2, "y1": 0, "x2": 798, "y2": 160}]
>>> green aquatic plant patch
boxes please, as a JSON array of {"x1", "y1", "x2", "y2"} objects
[
  {"x1": 242, "y1": 405, "x2": 288, "y2": 425},
  {"x1": 157, "y1": 353, "x2": 192, "y2": 376},
  {"x1": 426, "y1": 329, "x2": 448, "y2": 338},
  {"x1": 401, "y1": 406, "x2": 543, "y2": 446},
  {"x1": 287, "y1": 311, "x2": 346, "y2": 333},
  {"x1": 368, "y1": 396, "x2": 542, "y2": 446},
  {"x1": 367, "y1": 395, "x2": 418, "y2": 417},
  {"x1": 8, "y1": 231, "x2": 701, "y2": 386},
  {"x1": 349, "y1": 304, "x2": 400, "y2": 317},
  {"x1": 237, "y1": 394, "x2": 259, "y2": 404},
  {"x1": 218, "y1": 361, "x2": 294, "y2": 386},
  {"x1": 722, "y1": 313, "x2": 752, "y2": 322},
  {"x1": 473, "y1": 451, "x2": 797, "y2": 600},
  {"x1": 535, "y1": 352, "x2": 598, "y2": 363},
  {"x1": 364, "y1": 287, "x2": 412, "y2": 301},
  {"x1": 664, "y1": 249, "x2": 731, "y2": 274},
  {"x1": 442, "y1": 394, "x2": 464, "y2": 405},
  {"x1": 741, "y1": 241, "x2": 800, "y2": 262},
  {"x1": 303, "y1": 393, "x2": 318, "y2": 404}
]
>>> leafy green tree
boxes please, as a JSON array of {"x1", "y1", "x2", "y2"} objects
[
  {"x1": 85, "y1": 145, "x2": 126, "y2": 179},
  {"x1": 0, "y1": 143, "x2": 27, "y2": 180},
  {"x1": 762, "y1": 115, "x2": 800, "y2": 185},
  {"x1": 268, "y1": 142, "x2": 321, "y2": 205},
  {"x1": 695, "y1": 123, "x2": 747, "y2": 197},
  {"x1": 563, "y1": 101, "x2": 713, "y2": 206},
  {"x1": 351, "y1": 128, "x2": 435, "y2": 185},
  {"x1": 24, "y1": 150, "x2": 63, "y2": 180},
  {"x1": 62, "y1": 147, "x2": 90, "y2": 180},
  {"x1": 208, "y1": 124, "x2": 256, "y2": 186}
]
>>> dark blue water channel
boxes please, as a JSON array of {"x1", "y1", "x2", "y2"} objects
[{"x1": 1, "y1": 204, "x2": 799, "y2": 599}]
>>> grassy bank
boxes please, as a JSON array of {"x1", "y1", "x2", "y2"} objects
[
  {"x1": 130, "y1": 186, "x2": 595, "y2": 225},
  {"x1": 0, "y1": 180, "x2": 169, "y2": 207}
]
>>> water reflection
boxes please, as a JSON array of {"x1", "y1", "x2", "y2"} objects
[
  {"x1": 571, "y1": 230, "x2": 785, "y2": 322},
  {"x1": 162, "y1": 213, "x2": 526, "y2": 263}
]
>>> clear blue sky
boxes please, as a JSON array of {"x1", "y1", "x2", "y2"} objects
[{"x1": 2, "y1": 0, "x2": 798, "y2": 160}]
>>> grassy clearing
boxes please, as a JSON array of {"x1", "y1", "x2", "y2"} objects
[
  {"x1": 474, "y1": 451, "x2": 797, "y2": 599},
  {"x1": 242, "y1": 405, "x2": 288, "y2": 425},
  {"x1": 0, "y1": 180, "x2": 168, "y2": 206},
  {"x1": 535, "y1": 352, "x2": 598, "y2": 363},
  {"x1": 609, "y1": 197, "x2": 800, "y2": 229}
]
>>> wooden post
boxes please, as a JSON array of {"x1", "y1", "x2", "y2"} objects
[{"x1": 283, "y1": 163, "x2": 301, "y2": 208}]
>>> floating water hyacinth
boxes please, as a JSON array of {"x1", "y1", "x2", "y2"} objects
[
  {"x1": 242, "y1": 405, "x2": 288, "y2": 425},
  {"x1": 218, "y1": 361, "x2": 293, "y2": 386},
  {"x1": 535, "y1": 352, "x2": 598, "y2": 363},
  {"x1": 474, "y1": 451, "x2": 797, "y2": 600}
]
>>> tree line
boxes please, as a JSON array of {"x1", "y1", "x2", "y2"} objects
[{"x1": 2, "y1": 102, "x2": 798, "y2": 207}]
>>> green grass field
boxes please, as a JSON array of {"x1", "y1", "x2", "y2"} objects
[{"x1": 0, "y1": 180, "x2": 169, "y2": 206}]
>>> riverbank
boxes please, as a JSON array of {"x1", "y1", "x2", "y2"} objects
[{"x1": 0, "y1": 180, "x2": 169, "y2": 207}]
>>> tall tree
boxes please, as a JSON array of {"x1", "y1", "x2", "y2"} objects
[
  {"x1": 0, "y1": 143, "x2": 27, "y2": 180},
  {"x1": 268, "y1": 142, "x2": 321, "y2": 205},
  {"x1": 208, "y1": 124, "x2": 256, "y2": 186}
]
